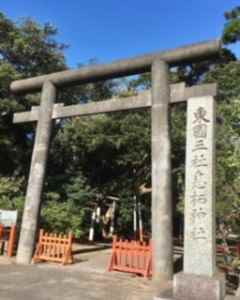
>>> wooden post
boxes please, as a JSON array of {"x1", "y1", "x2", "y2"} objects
[
  {"x1": 133, "y1": 195, "x2": 137, "y2": 240},
  {"x1": 151, "y1": 60, "x2": 173, "y2": 281},
  {"x1": 89, "y1": 210, "x2": 96, "y2": 242},
  {"x1": 7, "y1": 225, "x2": 16, "y2": 257},
  {"x1": 96, "y1": 207, "x2": 101, "y2": 224},
  {"x1": 138, "y1": 201, "x2": 143, "y2": 242},
  {"x1": 110, "y1": 200, "x2": 116, "y2": 236},
  {"x1": 16, "y1": 81, "x2": 56, "y2": 264}
]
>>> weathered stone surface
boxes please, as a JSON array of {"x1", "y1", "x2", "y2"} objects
[
  {"x1": 151, "y1": 60, "x2": 173, "y2": 281},
  {"x1": 16, "y1": 81, "x2": 56, "y2": 264},
  {"x1": 13, "y1": 83, "x2": 217, "y2": 123},
  {"x1": 173, "y1": 272, "x2": 225, "y2": 300},
  {"x1": 184, "y1": 96, "x2": 216, "y2": 276},
  {"x1": 10, "y1": 40, "x2": 220, "y2": 93}
]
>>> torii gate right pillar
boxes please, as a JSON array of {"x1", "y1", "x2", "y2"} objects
[{"x1": 151, "y1": 60, "x2": 173, "y2": 281}]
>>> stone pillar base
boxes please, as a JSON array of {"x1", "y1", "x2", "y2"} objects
[{"x1": 173, "y1": 272, "x2": 225, "y2": 300}]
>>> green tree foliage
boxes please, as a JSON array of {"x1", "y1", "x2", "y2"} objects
[
  {"x1": 0, "y1": 176, "x2": 24, "y2": 211},
  {"x1": 41, "y1": 174, "x2": 95, "y2": 238},
  {"x1": 0, "y1": 12, "x2": 82, "y2": 236},
  {"x1": 0, "y1": 12, "x2": 67, "y2": 176},
  {"x1": 215, "y1": 99, "x2": 240, "y2": 224},
  {"x1": 205, "y1": 61, "x2": 240, "y2": 101},
  {"x1": 204, "y1": 61, "x2": 240, "y2": 230},
  {"x1": 0, "y1": 12, "x2": 115, "y2": 238},
  {"x1": 49, "y1": 111, "x2": 151, "y2": 237},
  {"x1": 223, "y1": 6, "x2": 240, "y2": 44}
]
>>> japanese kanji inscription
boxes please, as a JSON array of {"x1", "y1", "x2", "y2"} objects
[{"x1": 184, "y1": 96, "x2": 216, "y2": 276}]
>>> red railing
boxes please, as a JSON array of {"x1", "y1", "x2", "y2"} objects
[
  {"x1": 108, "y1": 236, "x2": 152, "y2": 278},
  {"x1": 217, "y1": 243, "x2": 240, "y2": 257},
  {"x1": 33, "y1": 229, "x2": 73, "y2": 265},
  {"x1": 0, "y1": 224, "x2": 16, "y2": 257}
]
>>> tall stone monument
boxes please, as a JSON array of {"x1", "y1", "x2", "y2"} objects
[{"x1": 173, "y1": 96, "x2": 225, "y2": 300}]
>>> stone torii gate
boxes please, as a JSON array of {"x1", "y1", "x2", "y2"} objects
[{"x1": 11, "y1": 40, "x2": 220, "y2": 281}]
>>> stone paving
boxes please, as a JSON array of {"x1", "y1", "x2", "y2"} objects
[{"x1": 0, "y1": 248, "x2": 154, "y2": 300}]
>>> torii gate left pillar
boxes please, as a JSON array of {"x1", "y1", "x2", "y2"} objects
[{"x1": 16, "y1": 81, "x2": 56, "y2": 264}]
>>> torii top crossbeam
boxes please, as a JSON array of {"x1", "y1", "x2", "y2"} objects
[{"x1": 10, "y1": 39, "x2": 221, "y2": 93}]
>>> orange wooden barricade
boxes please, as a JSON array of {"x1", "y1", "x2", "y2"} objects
[
  {"x1": 108, "y1": 236, "x2": 152, "y2": 278},
  {"x1": 0, "y1": 224, "x2": 3, "y2": 239},
  {"x1": 33, "y1": 229, "x2": 73, "y2": 265},
  {"x1": 217, "y1": 243, "x2": 240, "y2": 257},
  {"x1": 7, "y1": 225, "x2": 16, "y2": 257},
  {"x1": 0, "y1": 224, "x2": 16, "y2": 257}
]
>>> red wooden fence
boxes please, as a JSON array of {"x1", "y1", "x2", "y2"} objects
[
  {"x1": 0, "y1": 224, "x2": 16, "y2": 257},
  {"x1": 33, "y1": 229, "x2": 73, "y2": 265},
  {"x1": 217, "y1": 243, "x2": 240, "y2": 257},
  {"x1": 108, "y1": 236, "x2": 152, "y2": 278}
]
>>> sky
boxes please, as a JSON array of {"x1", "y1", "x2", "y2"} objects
[{"x1": 1, "y1": 0, "x2": 239, "y2": 68}]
